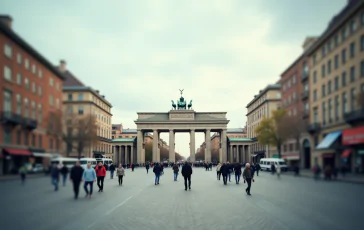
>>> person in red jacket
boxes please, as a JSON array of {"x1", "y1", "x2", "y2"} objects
[{"x1": 95, "y1": 162, "x2": 106, "y2": 192}]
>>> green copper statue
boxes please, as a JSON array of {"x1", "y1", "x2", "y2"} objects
[{"x1": 171, "y1": 89, "x2": 193, "y2": 110}]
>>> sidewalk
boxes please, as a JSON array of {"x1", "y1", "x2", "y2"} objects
[
  {"x1": 0, "y1": 173, "x2": 47, "y2": 182},
  {"x1": 284, "y1": 169, "x2": 364, "y2": 185}
]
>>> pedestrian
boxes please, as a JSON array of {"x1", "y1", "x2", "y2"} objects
[
  {"x1": 227, "y1": 162, "x2": 232, "y2": 182},
  {"x1": 50, "y1": 164, "x2": 60, "y2": 191},
  {"x1": 276, "y1": 164, "x2": 281, "y2": 178},
  {"x1": 70, "y1": 161, "x2": 84, "y2": 199},
  {"x1": 83, "y1": 163, "x2": 97, "y2": 198},
  {"x1": 60, "y1": 164, "x2": 69, "y2": 186},
  {"x1": 271, "y1": 163, "x2": 276, "y2": 175},
  {"x1": 153, "y1": 163, "x2": 162, "y2": 185},
  {"x1": 216, "y1": 163, "x2": 222, "y2": 180},
  {"x1": 234, "y1": 163, "x2": 242, "y2": 184},
  {"x1": 131, "y1": 163, "x2": 135, "y2": 172},
  {"x1": 160, "y1": 163, "x2": 164, "y2": 176},
  {"x1": 116, "y1": 164, "x2": 125, "y2": 185},
  {"x1": 220, "y1": 163, "x2": 229, "y2": 185},
  {"x1": 172, "y1": 163, "x2": 179, "y2": 181},
  {"x1": 19, "y1": 164, "x2": 27, "y2": 185},
  {"x1": 95, "y1": 162, "x2": 106, "y2": 192},
  {"x1": 242, "y1": 163, "x2": 254, "y2": 195},
  {"x1": 181, "y1": 162, "x2": 193, "y2": 191},
  {"x1": 255, "y1": 163, "x2": 261, "y2": 176},
  {"x1": 146, "y1": 163, "x2": 150, "y2": 174},
  {"x1": 109, "y1": 163, "x2": 115, "y2": 179}
]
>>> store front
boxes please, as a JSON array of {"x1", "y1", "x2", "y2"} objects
[
  {"x1": 252, "y1": 151, "x2": 265, "y2": 164},
  {"x1": 2, "y1": 148, "x2": 32, "y2": 174},
  {"x1": 315, "y1": 130, "x2": 342, "y2": 169},
  {"x1": 342, "y1": 126, "x2": 364, "y2": 174}
]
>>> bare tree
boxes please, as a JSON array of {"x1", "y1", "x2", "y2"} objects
[
  {"x1": 46, "y1": 110, "x2": 73, "y2": 155},
  {"x1": 74, "y1": 114, "x2": 99, "y2": 158}
]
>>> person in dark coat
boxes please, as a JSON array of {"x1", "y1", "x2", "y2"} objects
[
  {"x1": 109, "y1": 163, "x2": 116, "y2": 179},
  {"x1": 146, "y1": 163, "x2": 150, "y2": 174},
  {"x1": 255, "y1": 163, "x2": 261, "y2": 176},
  {"x1": 70, "y1": 161, "x2": 84, "y2": 199},
  {"x1": 220, "y1": 163, "x2": 229, "y2": 185},
  {"x1": 227, "y1": 162, "x2": 233, "y2": 182},
  {"x1": 153, "y1": 163, "x2": 162, "y2": 185},
  {"x1": 172, "y1": 163, "x2": 179, "y2": 181},
  {"x1": 50, "y1": 164, "x2": 60, "y2": 191},
  {"x1": 181, "y1": 162, "x2": 193, "y2": 190},
  {"x1": 234, "y1": 163, "x2": 242, "y2": 184},
  {"x1": 242, "y1": 163, "x2": 254, "y2": 195},
  {"x1": 60, "y1": 164, "x2": 69, "y2": 186},
  {"x1": 131, "y1": 163, "x2": 135, "y2": 172}
]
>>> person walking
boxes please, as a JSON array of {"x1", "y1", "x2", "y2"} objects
[
  {"x1": 255, "y1": 163, "x2": 261, "y2": 176},
  {"x1": 181, "y1": 162, "x2": 193, "y2": 191},
  {"x1": 227, "y1": 162, "x2": 233, "y2": 182},
  {"x1": 276, "y1": 164, "x2": 281, "y2": 178},
  {"x1": 70, "y1": 161, "x2": 84, "y2": 199},
  {"x1": 131, "y1": 163, "x2": 135, "y2": 172},
  {"x1": 60, "y1": 164, "x2": 69, "y2": 186},
  {"x1": 19, "y1": 164, "x2": 27, "y2": 185},
  {"x1": 242, "y1": 163, "x2": 254, "y2": 195},
  {"x1": 109, "y1": 163, "x2": 115, "y2": 179},
  {"x1": 220, "y1": 163, "x2": 229, "y2": 185},
  {"x1": 83, "y1": 163, "x2": 97, "y2": 198},
  {"x1": 216, "y1": 163, "x2": 222, "y2": 180},
  {"x1": 116, "y1": 164, "x2": 125, "y2": 185},
  {"x1": 50, "y1": 164, "x2": 60, "y2": 191},
  {"x1": 172, "y1": 163, "x2": 179, "y2": 181},
  {"x1": 95, "y1": 162, "x2": 106, "y2": 192},
  {"x1": 153, "y1": 163, "x2": 162, "y2": 185},
  {"x1": 146, "y1": 163, "x2": 150, "y2": 174},
  {"x1": 234, "y1": 163, "x2": 242, "y2": 184}
]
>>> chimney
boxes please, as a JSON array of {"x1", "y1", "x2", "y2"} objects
[
  {"x1": 96, "y1": 90, "x2": 100, "y2": 94},
  {"x1": 59, "y1": 60, "x2": 67, "y2": 72},
  {"x1": 102, "y1": 95, "x2": 105, "y2": 98},
  {"x1": 0, "y1": 15, "x2": 13, "y2": 29}
]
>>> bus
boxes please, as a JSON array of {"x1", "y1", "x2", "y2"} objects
[
  {"x1": 79, "y1": 158, "x2": 97, "y2": 169},
  {"x1": 50, "y1": 157, "x2": 78, "y2": 170}
]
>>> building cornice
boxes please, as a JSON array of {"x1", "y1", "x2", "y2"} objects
[
  {"x1": 63, "y1": 86, "x2": 112, "y2": 107},
  {"x1": 246, "y1": 99, "x2": 281, "y2": 116},
  {"x1": 63, "y1": 100, "x2": 112, "y2": 116},
  {"x1": 246, "y1": 84, "x2": 281, "y2": 108}
]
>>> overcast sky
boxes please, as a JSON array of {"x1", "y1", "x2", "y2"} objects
[{"x1": 2, "y1": 0, "x2": 346, "y2": 158}]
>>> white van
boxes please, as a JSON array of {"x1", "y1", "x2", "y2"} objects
[
  {"x1": 259, "y1": 158, "x2": 288, "y2": 172},
  {"x1": 79, "y1": 158, "x2": 97, "y2": 169},
  {"x1": 51, "y1": 157, "x2": 78, "y2": 170},
  {"x1": 95, "y1": 158, "x2": 113, "y2": 170}
]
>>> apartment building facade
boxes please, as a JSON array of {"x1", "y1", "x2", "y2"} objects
[
  {"x1": 246, "y1": 84, "x2": 281, "y2": 162},
  {"x1": 306, "y1": 0, "x2": 364, "y2": 173},
  {"x1": 0, "y1": 16, "x2": 64, "y2": 175},
  {"x1": 59, "y1": 61, "x2": 113, "y2": 159},
  {"x1": 112, "y1": 124, "x2": 137, "y2": 139}
]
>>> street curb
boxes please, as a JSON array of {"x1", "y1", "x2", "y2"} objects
[
  {"x1": 0, "y1": 174, "x2": 47, "y2": 182},
  {"x1": 285, "y1": 172, "x2": 364, "y2": 185}
]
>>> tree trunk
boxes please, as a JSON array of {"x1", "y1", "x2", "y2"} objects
[{"x1": 277, "y1": 144, "x2": 282, "y2": 159}]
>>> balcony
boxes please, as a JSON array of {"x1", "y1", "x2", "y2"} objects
[
  {"x1": 344, "y1": 109, "x2": 364, "y2": 125},
  {"x1": 22, "y1": 118, "x2": 37, "y2": 130},
  {"x1": 307, "y1": 122, "x2": 321, "y2": 134},
  {"x1": 0, "y1": 111, "x2": 22, "y2": 126},
  {"x1": 301, "y1": 91, "x2": 309, "y2": 100},
  {"x1": 301, "y1": 71, "x2": 309, "y2": 82}
]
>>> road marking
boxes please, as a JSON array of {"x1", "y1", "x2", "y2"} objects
[{"x1": 105, "y1": 196, "x2": 132, "y2": 215}]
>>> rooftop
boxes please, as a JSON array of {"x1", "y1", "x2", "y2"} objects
[
  {"x1": 111, "y1": 138, "x2": 136, "y2": 143},
  {"x1": 228, "y1": 138, "x2": 253, "y2": 142},
  {"x1": 246, "y1": 84, "x2": 281, "y2": 108}
]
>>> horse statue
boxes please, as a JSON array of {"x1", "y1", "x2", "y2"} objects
[
  {"x1": 171, "y1": 100, "x2": 176, "y2": 110},
  {"x1": 177, "y1": 97, "x2": 186, "y2": 110},
  {"x1": 187, "y1": 100, "x2": 193, "y2": 109}
]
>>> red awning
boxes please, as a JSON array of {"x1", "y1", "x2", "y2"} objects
[
  {"x1": 341, "y1": 149, "x2": 352, "y2": 158},
  {"x1": 4, "y1": 148, "x2": 31, "y2": 156}
]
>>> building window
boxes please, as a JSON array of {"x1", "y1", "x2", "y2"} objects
[
  {"x1": 322, "y1": 102, "x2": 326, "y2": 125},
  {"x1": 334, "y1": 35, "x2": 339, "y2": 47},
  {"x1": 78, "y1": 93, "x2": 83, "y2": 101},
  {"x1": 335, "y1": 95, "x2": 339, "y2": 121},
  {"x1": 16, "y1": 130, "x2": 21, "y2": 145},
  {"x1": 313, "y1": 90, "x2": 317, "y2": 101},
  {"x1": 322, "y1": 85, "x2": 326, "y2": 97},
  {"x1": 24, "y1": 133, "x2": 29, "y2": 145},
  {"x1": 4, "y1": 66, "x2": 12, "y2": 82},
  {"x1": 32, "y1": 64, "x2": 36, "y2": 74},
  {"x1": 328, "y1": 81, "x2": 332, "y2": 94},
  {"x1": 56, "y1": 98, "x2": 60, "y2": 109},
  {"x1": 342, "y1": 92, "x2": 347, "y2": 116},
  {"x1": 321, "y1": 64, "x2": 326, "y2": 77},
  {"x1": 350, "y1": 42, "x2": 355, "y2": 58},
  {"x1": 67, "y1": 106, "x2": 73, "y2": 114},
  {"x1": 313, "y1": 71, "x2": 317, "y2": 83},
  {"x1": 49, "y1": 94, "x2": 53, "y2": 106},
  {"x1": 38, "y1": 69, "x2": 42, "y2": 78},
  {"x1": 49, "y1": 77, "x2": 54, "y2": 86},
  {"x1": 68, "y1": 94, "x2": 73, "y2": 101},
  {"x1": 351, "y1": 88, "x2": 356, "y2": 111},
  {"x1": 3, "y1": 90, "x2": 12, "y2": 112},
  {"x1": 17, "y1": 53, "x2": 22, "y2": 64},
  {"x1": 341, "y1": 27, "x2": 347, "y2": 41},
  {"x1": 334, "y1": 55, "x2": 339, "y2": 69},
  {"x1": 321, "y1": 46, "x2": 326, "y2": 57},
  {"x1": 78, "y1": 106, "x2": 84, "y2": 115},
  {"x1": 38, "y1": 135, "x2": 42, "y2": 148},
  {"x1": 32, "y1": 82, "x2": 36, "y2": 94},
  {"x1": 4, "y1": 128, "x2": 11, "y2": 144},
  {"x1": 342, "y1": 49, "x2": 346, "y2": 64},
  {"x1": 38, "y1": 86, "x2": 42, "y2": 96},
  {"x1": 25, "y1": 59, "x2": 29, "y2": 70},
  {"x1": 16, "y1": 94, "x2": 21, "y2": 115},
  {"x1": 24, "y1": 98, "x2": 29, "y2": 118},
  {"x1": 292, "y1": 75, "x2": 296, "y2": 84},
  {"x1": 350, "y1": 20, "x2": 357, "y2": 33},
  {"x1": 276, "y1": 93, "x2": 281, "y2": 99},
  {"x1": 31, "y1": 101, "x2": 36, "y2": 119},
  {"x1": 293, "y1": 92, "x2": 296, "y2": 101},
  {"x1": 342, "y1": 71, "x2": 347, "y2": 87},
  {"x1": 361, "y1": 35, "x2": 364, "y2": 51},
  {"x1": 313, "y1": 54, "x2": 317, "y2": 65},
  {"x1": 350, "y1": 66, "x2": 355, "y2": 82},
  {"x1": 313, "y1": 107, "x2": 318, "y2": 123},
  {"x1": 25, "y1": 78, "x2": 30, "y2": 89},
  {"x1": 334, "y1": 76, "x2": 339, "y2": 90},
  {"x1": 49, "y1": 138, "x2": 53, "y2": 150},
  {"x1": 38, "y1": 104, "x2": 42, "y2": 124},
  {"x1": 4, "y1": 44, "x2": 12, "y2": 58},
  {"x1": 17, "y1": 73, "x2": 22, "y2": 85},
  {"x1": 328, "y1": 60, "x2": 332, "y2": 74},
  {"x1": 32, "y1": 134, "x2": 36, "y2": 147},
  {"x1": 327, "y1": 41, "x2": 332, "y2": 52}
]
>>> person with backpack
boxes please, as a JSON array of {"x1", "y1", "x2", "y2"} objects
[{"x1": 181, "y1": 162, "x2": 193, "y2": 191}]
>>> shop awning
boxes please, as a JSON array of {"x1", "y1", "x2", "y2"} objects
[
  {"x1": 282, "y1": 154, "x2": 300, "y2": 160},
  {"x1": 4, "y1": 148, "x2": 31, "y2": 156},
  {"x1": 316, "y1": 131, "x2": 342, "y2": 150},
  {"x1": 341, "y1": 149, "x2": 352, "y2": 158},
  {"x1": 32, "y1": 152, "x2": 53, "y2": 158}
]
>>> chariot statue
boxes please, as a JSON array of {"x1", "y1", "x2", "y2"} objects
[{"x1": 171, "y1": 89, "x2": 193, "y2": 110}]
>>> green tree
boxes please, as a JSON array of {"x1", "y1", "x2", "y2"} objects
[{"x1": 255, "y1": 108, "x2": 288, "y2": 159}]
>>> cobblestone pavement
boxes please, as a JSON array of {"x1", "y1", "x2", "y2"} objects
[{"x1": 1, "y1": 167, "x2": 364, "y2": 230}]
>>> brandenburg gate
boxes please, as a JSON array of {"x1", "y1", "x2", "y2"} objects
[{"x1": 135, "y1": 90, "x2": 230, "y2": 163}]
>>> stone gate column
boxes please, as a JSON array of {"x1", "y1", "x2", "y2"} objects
[
  {"x1": 229, "y1": 145, "x2": 233, "y2": 162},
  {"x1": 169, "y1": 129, "x2": 175, "y2": 163},
  {"x1": 205, "y1": 129, "x2": 211, "y2": 162},
  {"x1": 236, "y1": 145, "x2": 240, "y2": 163},
  {"x1": 221, "y1": 129, "x2": 227, "y2": 162},
  {"x1": 153, "y1": 129, "x2": 158, "y2": 162},
  {"x1": 137, "y1": 129, "x2": 143, "y2": 164},
  {"x1": 131, "y1": 146, "x2": 134, "y2": 164},
  {"x1": 125, "y1": 146, "x2": 129, "y2": 164},
  {"x1": 190, "y1": 129, "x2": 196, "y2": 162}
]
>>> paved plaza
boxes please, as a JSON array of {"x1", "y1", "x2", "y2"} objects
[{"x1": 1, "y1": 168, "x2": 364, "y2": 230}]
